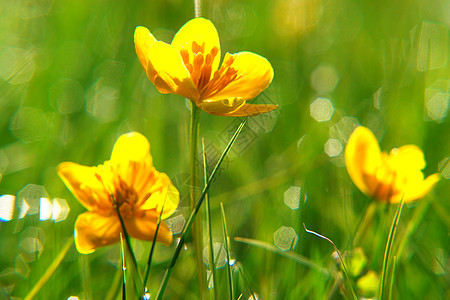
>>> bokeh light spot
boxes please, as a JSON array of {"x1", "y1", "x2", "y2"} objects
[
  {"x1": 203, "y1": 243, "x2": 227, "y2": 269},
  {"x1": 0, "y1": 195, "x2": 15, "y2": 222},
  {"x1": 310, "y1": 97, "x2": 334, "y2": 122},
  {"x1": 283, "y1": 186, "x2": 301, "y2": 210},
  {"x1": 166, "y1": 214, "x2": 185, "y2": 235},
  {"x1": 417, "y1": 21, "x2": 448, "y2": 71},
  {"x1": 0, "y1": 47, "x2": 36, "y2": 85},
  {"x1": 52, "y1": 198, "x2": 70, "y2": 222},
  {"x1": 324, "y1": 138, "x2": 343, "y2": 157},
  {"x1": 39, "y1": 197, "x2": 52, "y2": 221},
  {"x1": 50, "y1": 78, "x2": 84, "y2": 114},
  {"x1": 274, "y1": 226, "x2": 298, "y2": 251},
  {"x1": 330, "y1": 116, "x2": 360, "y2": 143},
  {"x1": 18, "y1": 227, "x2": 46, "y2": 262},
  {"x1": 10, "y1": 107, "x2": 49, "y2": 143},
  {"x1": 17, "y1": 184, "x2": 49, "y2": 216},
  {"x1": 86, "y1": 78, "x2": 120, "y2": 122},
  {"x1": 438, "y1": 157, "x2": 450, "y2": 179},
  {"x1": 425, "y1": 79, "x2": 449, "y2": 123},
  {"x1": 311, "y1": 65, "x2": 339, "y2": 94}
]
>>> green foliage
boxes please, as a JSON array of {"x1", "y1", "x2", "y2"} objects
[{"x1": 0, "y1": 0, "x2": 448, "y2": 299}]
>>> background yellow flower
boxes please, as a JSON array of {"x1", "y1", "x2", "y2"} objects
[{"x1": 345, "y1": 126, "x2": 440, "y2": 203}]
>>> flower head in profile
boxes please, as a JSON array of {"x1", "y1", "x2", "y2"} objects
[
  {"x1": 345, "y1": 126, "x2": 440, "y2": 203},
  {"x1": 134, "y1": 17, "x2": 278, "y2": 117},
  {"x1": 58, "y1": 132, "x2": 179, "y2": 254}
]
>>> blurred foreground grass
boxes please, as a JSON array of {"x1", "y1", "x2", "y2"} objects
[{"x1": 0, "y1": 0, "x2": 448, "y2": 299}]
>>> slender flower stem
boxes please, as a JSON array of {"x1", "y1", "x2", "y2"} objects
[
  {"x1": 189, "y1": 102, "x2": 206, "y2": 297},
  {"x1": 195, "y1": 0, "x2": 201, "y2": 18},
  {"x1": 156, "y1": 118, "x2": 247, "y2": 300},
  {"x1": 111, "y1": 195, "x2": 143, "y2": 296},
  {"x1": 203, "y1": 138, "x2": 218, "y2": 299},
  {"x1": 143, "y1": 202, "x2": 165, "y2": 290}
]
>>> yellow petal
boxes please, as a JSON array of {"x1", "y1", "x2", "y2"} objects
[
  {"x1": 138, "y1": 173, "x2": 179, "y2": 219},
  {"x1": 388, "y1": 145, "x2": 426, "y2": 171},
  {"x1": 198, "y1": 97, "x2": 245, "y2": 116},
  {"x1": 134, "y1": 26, "x2": 157, "y2": 72},
  {"x1": 345, "y1": 126, "x2": 382, "y2": 196},
  {"x1": 125, "y1": 210, "x2": 173, "y2": 246},
  {"x1": 147, "y1": 41, "x2": 200, "y2": 100},
  {"x1": 207, "y1": 52, "x2": 274, "y2": 101},
  {"x1": 171, "y1": 18, "x2": 221, "y2": 75},
  {"x1": 389, "y1": 173, "x2": 440, "y2": 203},
  {"x1": 110, "y1": 132, "x2": 155, "y2": 188},
  {"x1": 57, "y1": 162, "x2": 112, "y2": 212},
  {"x1": 74, "y1": 212, "x2": 121, "y2": 254}
]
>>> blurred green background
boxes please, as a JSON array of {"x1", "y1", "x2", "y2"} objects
[{"x1": 0, "y1": 0, "x2": 448, "y2": 299}]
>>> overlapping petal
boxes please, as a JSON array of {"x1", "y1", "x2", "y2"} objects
[
  {"x1": 110, "y1": 132, "x2": 154, "y2": 187},
  {"x1": 171, "y1": 18, "x2": 221, "y2": 75},
  {"x1": 345, "y1": 126, "x2": 381, "y2": 196},
  {"x1": 124, "y1": 210, "x2": 173, "y2": 246},
  {"x1": 134, "y1": 26, "x2": 157, "y2": 72},
  {"x1": 74, "y1": 212, "x2": 121, "y2": 254},
  {"x1": 57, "y1": 162, "x2": 112, "y2": 212},
  {"x1": 207, "y1": 52, "x2": 274, "y2": 101},
  {"x1": 147, "y1": 41, "x2": 200, "y2": 100}
]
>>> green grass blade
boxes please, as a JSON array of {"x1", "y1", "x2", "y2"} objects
[
  {"x1": 143, "y1": 201, "x2": 165, "y2": 291},
  {"x1": 155, "y1": 118, "x2": 248, "y2": 300},
  {"x1": 234, "y1": 237, "x2": 329, "y2": 275},
  {"x1": 220, "y1": 202, "x2": 234, "y2": 300},
  {"x1": 120, "y1": 233, "x2": 127, "y2": 300},
  {"x1": 111, "y1": 194, "x2": 143, "y2": 297},
  {"x1": 388, "y1": 256, "x2": 397, "y2": 300},
  {"x1": 379, "y1": 197, "x2": 404, "y2": 300},
  {"x1": 236, "y1": 262, "x2": 257, "y2": 300},
  {"x1": 203, "y1": 138, "x2": 218, "y2": 298},
  {"x1": 24, "y1": 237, "x2": 74, "y2": 300},
  {"x1": 303, "y1": 224, "x2": 358, "y2": 300}
]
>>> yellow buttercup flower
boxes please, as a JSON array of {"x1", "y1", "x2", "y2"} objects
[
  {"x1": 134, "y1": 17, "x2": 278, "y2": 117},
  {"x1": 345, "y1": 126, "x2": 440, "y2": 203},
  {"x1": 58, "y1": 132, "x2": 179, "y2": 254}
]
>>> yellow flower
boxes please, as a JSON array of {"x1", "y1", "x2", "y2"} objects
[
  {"x1": 345, "y1": 126, "x2": 440, "y2": 203},
  {"x1": 57, "y1": 132, "x2": 179, "y2": 254},
  {"x1": 134, "y1": 17, "x2": 278, "y2": 117}
]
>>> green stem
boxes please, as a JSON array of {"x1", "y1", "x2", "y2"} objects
[
  {"x1": 203, "y1": 139, "x2": 218, "y2": 298},
  {"x1": 189, "y1": 103, "x2": 206, "y2": 297},
  {"x1": 156, "y1": 118, "x2": 247, "y2": 300},
  {"x1": 24, "y1": 237, "x2": 74, "y2": 300}
]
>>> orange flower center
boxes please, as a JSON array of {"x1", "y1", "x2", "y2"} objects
[
  {"x1": 180, "y1": 41, "x2": 240, "y2": 100},
  {"x1": 94, "y1": 168, "x2": 139, "y2": 216}
]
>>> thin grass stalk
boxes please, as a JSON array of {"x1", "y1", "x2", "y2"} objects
[
  {"x1": 120, "y1": 233, "x2": 127, "y2": 300},
  {"x1": 236, "y1": 263, "x2": 257, "y2": 300},
  {"x1": 220, "y1": 202, "x2": 234, "y2": 300},
  {"x1": 24, "y1": 237, "x2": 74, "y2": 300},
  {"x1": 379, "y1": 197, "x2": 404, "y2": 300},
  {"x1": 303, "y1": 224, "x2": 358, "y2": 300},
  {"x1": 189, "y1": 102, "x2": 206, "y2": 298},
  {"x1": 203, "y1": 138, "x2": 218, "y2": 298},
  {"x1": 111, "y1": 194, "x2": 143, "y2": 296},
  {"x1": 156, "y1": 118, "x2": 248, "y2": 300},
  {"x1": 234, "y1": 237, "x2": 328, "y2": 274},
  {"x1": 388, "y1": 256, "x2": 397, "y2": 300},
  {"x1": 143, "y1": 202, "x2": 165, "y2": 290}
]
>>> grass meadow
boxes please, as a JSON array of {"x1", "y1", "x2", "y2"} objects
[{"x1": 0, "y1": 0, "x2": 448, "y2": 299}]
